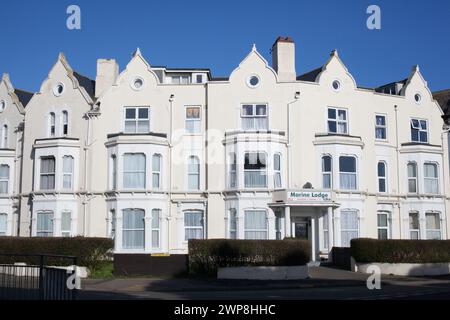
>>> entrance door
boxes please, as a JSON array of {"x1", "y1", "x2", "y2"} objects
[{"x1": 294, "y1": 222, "x2": 309, "y2": 240}]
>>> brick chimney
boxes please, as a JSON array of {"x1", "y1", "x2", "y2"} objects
[
  {"x1": 95, "y1": 59, "x2": 119, "y2": 99},
  {"x1": 271, "y1": 36, "x2": 296, "y2": 82}
]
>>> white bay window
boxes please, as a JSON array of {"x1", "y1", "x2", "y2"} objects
[{"x1": 122, "y1": 209, "x2": 145, "y2": 249}]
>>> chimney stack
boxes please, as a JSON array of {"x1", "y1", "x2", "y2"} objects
[
  {"x1": 95, "y1": 59, "x2": 119, "y2": 99},
  {"x1": 271, "y1": 36, "x2": 296, "y2": 82}
]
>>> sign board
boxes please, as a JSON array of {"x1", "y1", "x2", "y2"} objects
[{"x1": 287, "y1": 191, "x2": 332, "y2": 202}]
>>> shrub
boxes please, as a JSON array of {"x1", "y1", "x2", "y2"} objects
[
  {"x1": 188, "y1": 239, "x2": 311, "y2": 276},
  {"x1": 0, "y1": 237, "x2": 114, "y2": 272},
  {"x1": 351, "y1": 238, "x2": 450, "y2": 264}
]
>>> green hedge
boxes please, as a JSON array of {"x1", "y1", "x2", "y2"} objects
[
  {"x1": 188, "y1": 239, "x2": 311, "y2": 276},
  {"x1": 351, "y1": 238, "x2": 450, "y2": 263},
  {"x1": 0, "y1": 237, "x2": 114, "y2": 271}
]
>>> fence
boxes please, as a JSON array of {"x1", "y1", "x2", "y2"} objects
[{"x1": 0, "y1": 254, "x2": 78, "y2": 300}]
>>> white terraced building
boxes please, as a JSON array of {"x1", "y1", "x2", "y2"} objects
[{"x1": 0, "y1": 36, "x2": 449, "y2": 261}]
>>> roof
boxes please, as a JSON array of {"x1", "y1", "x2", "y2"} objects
[
  {"x1": 73, "y1": 72, "x2": 96, "y2": 100},
  {"x1": 296, "y1": 67, "x2": 323, "y2": 82},
  {"x1": 210, "y1": 77, "x2": 229, "y2": 81},
  {"x1": 14, "y1": 88, "x2": 33, "y2": 107},
  {"x1": 433, "y1": 89, "x2": 450, "y2": 115}
]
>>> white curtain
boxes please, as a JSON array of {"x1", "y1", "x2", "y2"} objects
[
  {"x1": 424, "y1": 164, "x2": 438, "y2": 194},
  {"x1": 0, "y1": 213, "x2": 7, "y2": 235},
  {"x1": 184, "y1": 211, "x2": 203, "y2": 240},
  {"x1": 244, "y1": 210, "x2": 267, "y2": 240},
  {"x1": 151, "y1": 209, "x2": 160, "y2": 249},
  {"x1": 61, "y1": 212, "x2": 71, "y2": 237},
  {"x1": 340, "y1": 210, "x2": 358, "y2": 247},
  {"x1": 426, "y1": 212, "x2": 441, "y2": 240},
  {"x1": 340, "y1": 173, "x2": 356, "y2": 190},
  {"x1": 122, "y1": 209, "x2": 145, "y2": 249},
  {"x1": 40, "y1": 157, "x2": 55, "y2": 190},
  {"x1": 37, "y1": 211, "x2": 54, "y2": 237},
  {"x1": 123, "y1": 154, "x2": 146, "y2": 189},
  {"x1": 0, "y1": 165, "x2": 9, "y2": 194}
]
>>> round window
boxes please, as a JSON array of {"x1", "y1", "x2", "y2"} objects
[
  {"x1": 414, "y1": 93, "x2": 422, "y2": 103},
  {"x1": 0, "y1": 100, "x2": 5, "y2": 112},
  {"x1": 247, "y1": 75, "x2": 260, "y2": 88},
  {"x1": 131, "y1": 77, "x2": 144, "y2": 91},
  {"x1": 332, "y1": 80, "x2": 341, "y2": 91},
  {"x1": 53, "y1": 83, "x2": 65, "y2": 96}
]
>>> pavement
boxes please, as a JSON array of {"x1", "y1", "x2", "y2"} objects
[{"x1": 78, "y1": 266, "x2": 450, "y2": 300}]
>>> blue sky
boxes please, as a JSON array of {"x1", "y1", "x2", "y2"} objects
[{"x1": 1, "y1": 0, "x2": 449, "y2": 92}]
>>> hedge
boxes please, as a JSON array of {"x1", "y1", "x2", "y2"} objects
[
  {"x1": 0, "y1": 237, "x2": 114, "y2": 271},
  {"x1": 188, "y1": 239, "x2": 311, "y2": 276},
  {"x1": 351, "y1": 238, "x2": 450, "y2": 264}
]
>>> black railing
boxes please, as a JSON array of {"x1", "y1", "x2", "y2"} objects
[{"x1": 0, "y1": 254, "x2": 78, "y2": 300}]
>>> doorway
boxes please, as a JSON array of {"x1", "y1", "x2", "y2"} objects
[{"x1": 294, "y1": 221, "x2": 309, "y2": 240}]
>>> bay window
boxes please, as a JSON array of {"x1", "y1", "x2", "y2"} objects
[
  {"x1": 152, "y1": 154, "x2": 161, "y2": 189},
  {"x1": 424, "y1": 163, "x2": 439, "y2": 194},
  {"x1": 244, "y1": 152, "x2": 267, "y2": 188},
  {"x1": 409, "y1": 212, "x2": 420, "y2": 239},
  {"x1": 377, "y1": 161, "x2": 387, "y2": 193},
  {"x1": 241, "y1": 104, "x2": 268, "y2": 130},
  {"x1": 62, "y1": 156, "x2": 74, "y2": 190},
  {"x1": 274, "y1": 153, "x2": 282, "y2": 188},
  {"x1": 340, "y1": 210, "x2": 358, "y2": 247},
  {"x1": 122, "y1": 209, "x2": 145, "y2": 249},
  {"x1": 328, "y1": 107, "x2": 348, "y2": 134},
  {"x1": 244, "y1": 210, "x2": 267, "y2": 240},
  {"x1": 426, "y1": 212, "x2": 441, "y2": 240},
  {"x1": 407, "y1": 162, "x2": 418, "y2": 193},
  {"x1": 123, "y1": 153, "x2": 146, "y2": 189},
  {"x1": 0, "y1": 164, "x2": 9, "y2": 194},
  {"x1": 124, "y1": 107, "x2": 150, "y2": 133},
  {"x1": 184, "y1": 211, "x2": 204, "y2": 240},
  {"x1": 339, "y1": 156, "x2": 357, "y2": 190},
  {"x1": 322, "y1": 155, "x2": 332, "y2": 189},
  {"x1": 37, "y1": 211, "x2": 54, "y2": 237},
  {"x1": 40, "y1": 157, "x2": 55, "y2": 190},
  {"x1": 151, "y1": 209, "x2": 161, "y2": 249}
]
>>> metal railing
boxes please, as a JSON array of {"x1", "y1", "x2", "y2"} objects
[{"x1": 0, "y1": 254, "x2": 78, "y2": 300}]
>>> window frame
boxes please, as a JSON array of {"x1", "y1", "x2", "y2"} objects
[
  {"x1": 322, "y1": 155, "x2": 332, "y2": 189},
  {"x1": 377, "y1": 211, "x2": 390, "y2": 240},
  {"x1": 375, "y1": 114, "x2": 387, "y2": 140},
  {"x1": 327, "y1": 107, "x2": 348, "y2": 134},
  {"x1": 187, "y1": 156, "x2": 200, "y2": 190},
  {"x1": 123, "y1": 153, "x2": 146, "y2": 190},
  {"x1": 410, "y1": 118, "x2": 428, "y2": 143},
  {"x1": 228, "y1": 153, "x2": 237, "y2": 188},
  {"x1": 185, "y1": 106, "x2": 202, "y2": 134},
  {"x1": 244, "y1": 209, "x2": 268, "y2": 240},
  {"x1": 61, "y1": 211, "x2": 72, "y2": 237},
  {"x1": 49, "y1": 112, "x2": 56, "y2": 137},
  {"x1": 0, "y1": 164, "x2": 10, "y2": 194},
  {"x1": 229, "y1": 209, "x2": 237, "y2": 240},
  {"x1": 339, "y1": 156, "x2": 357, "y2": 190},
  {"x1": 0, "y1": 213, "x2": 7, "y2": 236},
  {"x1": 151, "y1": 209, "x2": 161, "y2": 249},
  {"x1": 123, "y1": 106, "x2": 150, "y2": 134},
  {"x1": 425, "y1": 211, "x2": 441, "y2": 240},
  {"x1": 409, "y1": 211, "x2": 420, "y2": 240},
  {"x1": 122, "y1": 208, "x2": 145, "y2": 250},
  {"x1": 36, "y1": 211, "x2": 54, "y2": 237},
  {"x1": 244, "y1": 152, "x2": 268, "y2": 188},
  {"x1": 62, "y1": 110, "x2": 69, "y2": 136},
  {"x1": 273, "y1": 153, "x2": 282, "y2": 189},
  {"x1": 240, "y1": 103, "x2": 269, "y2": 131},
  {"x1": 39, "y1": 156, "x2": 56, "y2": 191},
  {"x1": 407, "y1": 162, "x2": 418, "y2": 194},
  {"x1": 340, "y1": 210, "x2": 359, "y2": 248},
  {"x1": 62, "y1": 155, "x2": 74, "y2": 190},
  {"x1": 184, "y1": 210, "x2": 204, "y2": 241},
  {"x1": 423, "y1": 162, "x2": 439, "y2": 194},
  {"x1": 152, "y1": 154, "x2": 162, "y2": 189},
  {"x1": 377, "y1": 161, "x2": 387, "y2": 193}
]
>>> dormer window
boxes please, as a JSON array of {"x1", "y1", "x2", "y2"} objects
[{"x1": 170, "y1": 75, "x2": 190, "y2": 84}]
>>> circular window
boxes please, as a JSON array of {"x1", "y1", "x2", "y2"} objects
[
  {"x1": 131, "y1": 77, "x2": 144, "y2": 91},
  {"x1": 247, "y1": 75, "x2": 260, "y2": 88},
  {"x1": 414, "y1": 93, "x2": 422, "y2": 103},
  {"x1": 0, "y1": 100, "x2": 5, "y2": 112},
  {"x1": 53, "y1": 83, "x2": 65, "y2": 96},
  {"x1": 332, "y1": 80, "x2": 341, "y2": 91}
]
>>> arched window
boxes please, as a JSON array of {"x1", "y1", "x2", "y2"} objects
[
  {"x1": 62, "y1": 156, "x2": 74, "y2": 190},
  {"x1": 377, "y1": 162, "x2": 387, "y2": 193},
  {"x1": 0, "y1": 213, "x2": 7, "y2": 236},
  {"x1": 62, "y1": 111, "x2": 69, "y2": 135},
  {"x1": 123, "y1": 153, "x2": 146, "y2": 189},
  {"x1": 1, "y1": 125, "x2": 8, "y2": 148},
  {"x1": 322, "y1": 155, "x2": 332, "y2": 189},
  {"x1": 122, "y1": 209, "x2": 145, "y2": 249},
  {"x1": 152, "y1": 154, "x2": 162, "y2": 189},
  {"x1": 49, "y1": 113, "x2": 56, "y2": 137},
  {"x1": 407, "y1": 162, "x2": 418, "y2": 193},
  {"x1": 0, "y1": 164, "x2": 9, "y2": 194},
  {"x1": 274, "y1": 153, "x2": 282, "y2": 188},
  {"x1": 188, "y1": 156, "x2": 200, "y2": 190}
]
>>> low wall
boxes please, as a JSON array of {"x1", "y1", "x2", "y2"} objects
[
  {"x1": 114, "y1": 254, "x2": 188, "y2": 277},
  {"x1": 355, "y1": 262, "x2": 450, "y2": 276},
  {"x1": 218, "y1": 266, "x2": 309, "y2": 280}
]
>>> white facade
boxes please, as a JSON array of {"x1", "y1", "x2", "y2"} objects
[{"x1": 1, "y1": 37, "x2": 449, "y2": 260}]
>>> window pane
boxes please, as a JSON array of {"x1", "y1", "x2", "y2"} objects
[
  {"x1": 274, "y1": 154, "x2": 281, "y2": 171},
  {"x1": 323, "y1": 173, "x2": 331, "y2": 189},
  {"x1": 376, "y1": 116, "x2": 385, "y2": 126},
  {"x1": 426, "y1": 213, "x2": 440, "y2": 229},
  {"x1": 138, "y1": 108, "x2": 148, "y2": 119},
  {"x1": 0, "y1": 165, "x2": 9, "y2": 179},
  {"x1": 424, "y1": 164, "x2": 438, "y2": 178},
  {"x1": 125, "y1": 109, "x2": 136, "y2": 119},
  {"x1": 378, "y1": 162, "x2": 386, "y2": 177},
  {"x1": 419, "y1": 131, "x2": 428, "y2": 142},
  {"x1": 409, "y1": 212, "x2": 419, "y2": 229},
  {"x1": 125, "y1": 120, "x2": 137, "y2": 133},
  {"x1": 137, "y1": 120, "x2": 149, "y2": 133},
  {"x1": 152, "y1": 155, "x2": 161, "y2": 171},
  {"x1": 152, "y1": 209, "x2": 160, "y2": 229},
  {"x1": 338, "y1": 110, "x2": 347, "y2": 120},
  {"x1": 339, "y1": 157, "x2": 356, "y2": 173},
  {"x1": 122, "y1": 209, "x2": 145, "y2": 249},
  {"x1": 61, "y1": 212, "x2": 71, "y2": 233},
  {"x1": 378, "y1": 229, "x2": 388, "y2": 240},
  {"x1": 0, "y1": 214, "x2": 7, "y2": 235},
  {"x1": 328, "y1": 121, "x2": 337, "y2": 133},
  {"x1": 376, "y1": 128, "x2": 386, "y2": 139},
  {"x1": 186, "y1": 107, "x2": 200, "y2": 119},
  {"x1": 37, "y1": 212, "x2": 54, "y2": 237},
  {"x1": 408, "y1": 163, "x2": 417, "y2": 177},
  {"x1": 242, "y1": 105, "x2": 253, "y2": 116},
  {"x1": 123, "y1": 154, "x2": 146, "y2": 189},
  {"x1": 63, "y1": 156, "x2": 73, "y2": 173},
  {"x1": 377, "y1": 214, "x2": 388, "y2": 227},
  {"x1": 244, "y1": 153, "x2": 266, "y2": 170},
  {"x1": 322, "y1": 156, "x2": 331, "y2": 172},
  {"x1": 256, "y1": 105, "x2": 267, "y2": 116},
  {"x1": 328, "y1": 108, "x2": 336, "y2": 119}
]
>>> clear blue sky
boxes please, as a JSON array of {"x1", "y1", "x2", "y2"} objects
[{"x1": 1, "y1": 0, "x2": 449, "y2": 92}]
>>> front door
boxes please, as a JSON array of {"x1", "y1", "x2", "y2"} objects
[{"x1": 294, "y1": 222, "x2": 309, "y2": 240}]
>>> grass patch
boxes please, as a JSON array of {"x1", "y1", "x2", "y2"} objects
[{"x1": 89, "y1": 262, "x2": 114, "y2": 279}]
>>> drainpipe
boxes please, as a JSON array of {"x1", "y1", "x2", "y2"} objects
[
  {"x1": 440, "y1": 128, "x2": 449, "y2": 239},
  {"x1": 168, "y1": 94, "x2": 174, "y2": 252},
  {"x1": 394, "y1": 105, "x2": 402, "y2": 238},
  {"x1": 287, "y1": 91, "x2": 301, "y2": 189}
]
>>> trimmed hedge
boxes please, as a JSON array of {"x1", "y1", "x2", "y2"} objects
[
  {"x1": 0, "y1": 237, "x2": 114, "y2": 271},
  {"x1": 351, "y1": 238, "x2": 450, "y2": 264},
  {"x1": 189, "y1": 239, "x2": 311, "y2": 276}
]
